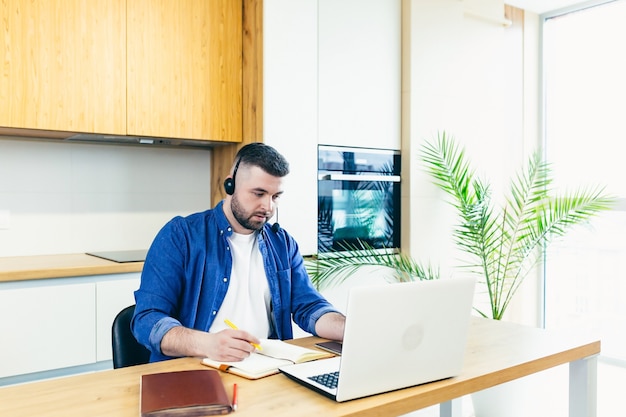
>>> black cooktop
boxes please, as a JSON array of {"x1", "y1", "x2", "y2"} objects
[{"x1": 86, "y1": 249, "x2": 148, "y2": 263}]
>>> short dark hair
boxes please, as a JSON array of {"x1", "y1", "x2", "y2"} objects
[{"x1": 233, "y1": 143, "x2": 290, "y2": 177}]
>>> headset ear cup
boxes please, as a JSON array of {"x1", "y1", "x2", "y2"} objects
[{"x1": 224, "y1": 178, "x2": 234, "y2": 195}]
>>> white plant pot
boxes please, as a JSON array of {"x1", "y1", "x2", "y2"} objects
[
  {"x1": 471, "y1": 379, "x2": 530, "y2": 417},
  {"x1": 471, "y1": 368, "x2": 568, "y2": 417}
]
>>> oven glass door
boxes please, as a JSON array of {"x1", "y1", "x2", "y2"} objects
[{"x1": 318, "y1": 173, "x2": 400, "y2": 253}]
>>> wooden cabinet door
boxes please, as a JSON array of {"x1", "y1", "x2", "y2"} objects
[
  {"x1": 127, "y1": 0, "x2": 242, "y2": 142},
  {"x1": 0, "y1": 0, "x2": 126, "y2": 134}
]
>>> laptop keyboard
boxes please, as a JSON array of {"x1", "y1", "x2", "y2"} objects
[{"x1": 308, "y1": 371, "x2": 340, "y2": 389}]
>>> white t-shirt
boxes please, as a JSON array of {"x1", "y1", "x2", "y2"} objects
[{"x1": 210, "y1": 231, "x2": 271, "y2": 338}]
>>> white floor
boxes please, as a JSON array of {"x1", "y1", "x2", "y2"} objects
[{"x1": 404, "y1": 360, "x2": 623, "y2": 417}]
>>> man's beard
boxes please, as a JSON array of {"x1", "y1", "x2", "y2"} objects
[{"x1": 230, "y1": 194, "x2": 268, "y2": 232}]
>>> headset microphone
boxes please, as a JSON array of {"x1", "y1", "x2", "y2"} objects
[{"x1": 271, "y1": 207, "x2": 281, "y2": 233}]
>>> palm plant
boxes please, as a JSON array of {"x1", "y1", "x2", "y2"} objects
[
  {"x1": 421, "y1": 132, "x2": 615, "y2": 320},
  {"x1": 305, "y1": 241, "x2": 438, "y2": 290}
]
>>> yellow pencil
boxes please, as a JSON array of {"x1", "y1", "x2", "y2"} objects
[{"x1": 224, "y1": 319, "x2": 262, "y2": 351}]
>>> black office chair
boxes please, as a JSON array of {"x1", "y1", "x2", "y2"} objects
[{"x1": 111, "y1": 304, "x2": 151, "y2": 369}]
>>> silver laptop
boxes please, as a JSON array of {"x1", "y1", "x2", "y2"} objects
[{"x1": 279, "y1": 277, "x2": 476, "y2": 402}]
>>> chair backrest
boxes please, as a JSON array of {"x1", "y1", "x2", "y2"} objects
[{"x1": 111, "y1": 304, "x2": 151, "y2": 368}]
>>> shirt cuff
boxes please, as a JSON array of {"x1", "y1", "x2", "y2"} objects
[
  {"x1": 149, "y1": 316, "x2": 182, "y2": 354},
  {"x1": 308, "y1": 306, "x2": 341, "y2": 336}
]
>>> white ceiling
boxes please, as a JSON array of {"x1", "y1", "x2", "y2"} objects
[{"x1": 506, "y1": 0, "x2": 597, "y2": 14}]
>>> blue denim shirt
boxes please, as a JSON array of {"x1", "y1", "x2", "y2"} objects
[{"x1": 132, "y1": 201, "x2": 338, "y2": 362}]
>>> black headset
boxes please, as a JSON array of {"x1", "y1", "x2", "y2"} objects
[
  {"x1": 223, "y1": 143, "x2": 267, "y2": 196},
  {"x1": 223, "y1": 157, "x2": 240, "y2": 196}
]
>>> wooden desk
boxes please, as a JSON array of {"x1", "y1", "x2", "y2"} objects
[{"x1": 0, "y1": 318, "x2": 599, "y2": 417}]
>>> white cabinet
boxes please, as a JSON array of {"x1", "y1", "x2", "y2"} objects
[
  {"x1": 318, "y1": 0, "x2": 401, "y2": 150},
  {"x1": 264, "y1": 0, "x2": 319, "y2": 256},
  {"x1": 96, "y1": 275, "x2": 141, "y2": 362},
  {"x1": 0, "y1": 282, "x2": 96, "y2": 378},
  {"x1": 0, "y1": 272, "x2": 140, "y2": 381}
]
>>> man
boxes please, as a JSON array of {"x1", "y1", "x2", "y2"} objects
[{"x1": 132, "y1": 142, "x2": 345, "y2": 362}]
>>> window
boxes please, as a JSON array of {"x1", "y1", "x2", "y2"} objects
[{"x1": 543, "y1": 0, "x2": 626, "y2": 363}]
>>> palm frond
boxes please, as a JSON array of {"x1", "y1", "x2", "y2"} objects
[
  {"x1": 420, "y1": 132, "x2": 477, "y2": 211},
  {"x1": 305, "y1": 240, "x2": 438, "y2": 291},
  {"x1": 420, "y1": 132, "x2": 615, "y2": 320}
]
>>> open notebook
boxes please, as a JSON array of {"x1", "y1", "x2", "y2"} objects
[
  {"x1": 279, "y1": 277, "x2": 476, "y2": 402},
  {"x1": 202, "y1": 339, "x2": 332, "y2": 379}
]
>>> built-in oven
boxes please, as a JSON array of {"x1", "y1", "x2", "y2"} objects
[{"x1": 317, "y1": 145, "x2": 401, "y2": 253}]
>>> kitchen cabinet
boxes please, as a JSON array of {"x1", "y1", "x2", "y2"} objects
[
  {"x1": 95, "y1": 275, "x2": 141, "y2": 362},
  {"x1": 127, "y1": 0, "x2": 242, "y2": 141},
  {"x1": 0, "y1": 281, "x2": 97, "y2": 378},
  {"x1": 0, "y1": 272, "x2": 140, "y2": 383},
  {"x1": 0, "y1": 0, "x2": 126, "y2": 134},
  {"x1": 318, "y1": 0, "x2": 401, "y2": 150},
  {"x1": 263, "y1": 0, "x2": 319, "y2": 255},
  {"x1": 0, "y1": 0, "x2": 242, "y2": 142}
]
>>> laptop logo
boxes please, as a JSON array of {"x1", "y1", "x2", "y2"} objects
[{"x1": 402, "y1": 323, "x2": 425, "y2": 351}]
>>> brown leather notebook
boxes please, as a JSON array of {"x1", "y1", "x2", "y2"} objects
[{"x1": 140, "y1": 369, "x2": 232, "y2": 416}]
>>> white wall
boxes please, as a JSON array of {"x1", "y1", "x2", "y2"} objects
[{"x1": 0, "y1": 138, "x2": 211, "y2": 256}]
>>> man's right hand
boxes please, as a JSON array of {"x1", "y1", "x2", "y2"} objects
[{"x1": 160, "y1": 326, "x2": 261, "y2": 361}]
